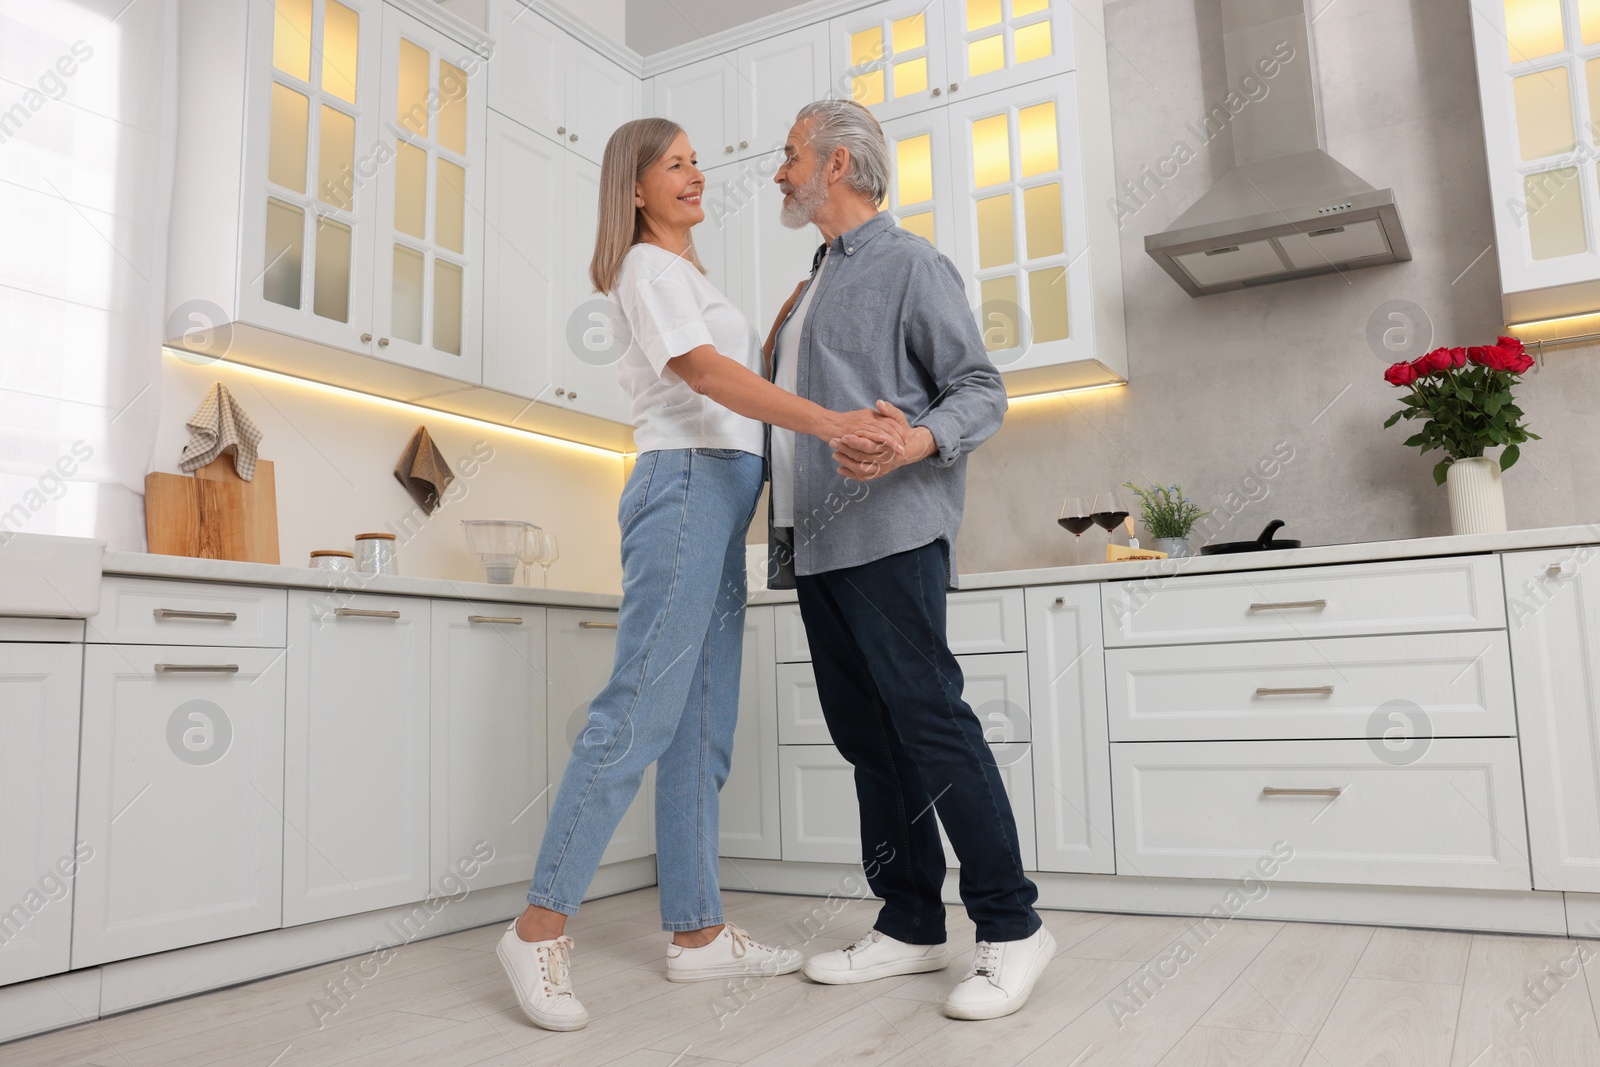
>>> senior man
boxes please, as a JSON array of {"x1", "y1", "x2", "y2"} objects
[{"x1": 762, "y1": 98, "x2": 1052, "y2": 1022}]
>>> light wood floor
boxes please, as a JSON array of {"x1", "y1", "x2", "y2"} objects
[{"x1": 9, "y1": 888, "x2": 1600, "y2": 1066}]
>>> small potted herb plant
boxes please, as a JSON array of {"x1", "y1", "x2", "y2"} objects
[{"x1": 1123, "y1": 483, "x2": 1209, "y2": 557}]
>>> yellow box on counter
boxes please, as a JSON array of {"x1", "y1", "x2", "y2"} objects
[{"x1": 1107, "y1": 544, "x2": 1168, "y2": 562}]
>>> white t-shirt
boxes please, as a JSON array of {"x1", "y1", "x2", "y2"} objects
[
  {"x1": 770, "y1": 250, "x2": 827, "y2": 528},
  {"x1": 610, "y1": 243, "x2": 765, "y2": 456}
]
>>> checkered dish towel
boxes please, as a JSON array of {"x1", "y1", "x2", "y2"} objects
[{"x1": 180, "y1": 383, "x2": 264, "y2": 481}]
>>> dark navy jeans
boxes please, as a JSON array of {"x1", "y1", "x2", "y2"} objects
[{"x1": 796, "y1": 538, "x2": 1041, "y2": 945}]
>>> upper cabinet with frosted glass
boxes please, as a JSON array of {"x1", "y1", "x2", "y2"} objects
[
  {"x1": 831, "y1": 0, "x2": 1126, "y2": 393},
  {"x1": 832, "y1": 0, "x2": 1072, "y2": 122},
  {"x1": 166, "y1": 0, "x2": 489, "y2": 384},
  {"x1": 1471, "y1": 0, "x2": 1600, "y2": 323}
]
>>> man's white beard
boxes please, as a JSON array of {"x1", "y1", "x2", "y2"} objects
[{"x1": 779, "y1": 167, "x2": 828, "y2": 229}]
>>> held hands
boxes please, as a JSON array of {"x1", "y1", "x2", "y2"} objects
[{"x1": 829, "y1": 401, "x2": 936, "y2": 482}]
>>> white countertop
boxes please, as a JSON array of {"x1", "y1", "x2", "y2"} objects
[
  {"x1": 103, "y1": 551, "x2": 623, "y2": 610},
  {"x1": 107, "y1": 522, "x2": 1600, "y2": 611},
  {"x1": 747, "y1": 522, "x2": 1600, "y2": 604}
]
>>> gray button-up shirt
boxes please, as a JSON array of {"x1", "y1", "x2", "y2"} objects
[{"x1": 767, "y1": 212, "x2": 1008, "y2": 588}]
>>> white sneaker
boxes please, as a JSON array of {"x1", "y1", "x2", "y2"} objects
[
  {"x1": 664, "y1": 922, "x2": 803, "y2": 983},
  {"x1": 802, "y1": 929, "x2": 948, "y2": 985},
  {"x1": 497, "y1": 925, "x2": 590, "y2": 1031},
  {"x1": 943, "y1": 926, "x2": 1057, "y2": 1020}
]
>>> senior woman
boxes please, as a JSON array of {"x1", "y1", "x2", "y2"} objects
[{"x1": 496, "y1": 117, "x2": 905, "y2": 1032}]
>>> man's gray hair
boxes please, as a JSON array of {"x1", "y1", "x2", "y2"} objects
[{"x1": 794, "y1": 99, "x2": 890, "y2": 205}]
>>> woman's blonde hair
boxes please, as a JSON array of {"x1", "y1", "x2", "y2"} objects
[{"x1": 589, "y1": 117, "x2": 705, "y2": 294}]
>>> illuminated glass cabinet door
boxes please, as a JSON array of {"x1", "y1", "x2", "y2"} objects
[
  {"x1": 881, "y1": 110, "x2": 958, "y2": 259},
  {"x1": 1470, "y1": 0, "x2": 1600, "y2": 320},
  {"x1": 948, "y1": 80, "x2": 1094, "y2": 384},
  {"x1": 372, "y1": 5, "x2": 485, "y2": 382},
  {"x1": 243, "y1": 0, "x2": 382, "y2": 353},
  {"x1": 943, "y1": 0, "x2": 1074, "y2": 101},
  {"x1": 830, "y1": 0, "x2": 950, "y2": 122}
]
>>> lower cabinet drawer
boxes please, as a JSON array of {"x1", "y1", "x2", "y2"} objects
[
  {"x1": 777, "y1": 653, "x2": 1031, "y2": 745},
  {"x1": 1110, "y1": 739, "x2": 1531, "y2": 891},
  {"x1": 778, "y1": 744, "x2": 1036, "y2": 871},
  {"x1": 1106, "y1": 632, "x2": 1516, "y2": 742},
  {"x1": 89, "y1": 576, "x2": 287, "y2": 647}
]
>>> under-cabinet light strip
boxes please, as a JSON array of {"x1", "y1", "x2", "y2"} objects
[
  {"x1": 1006, "y1": 381, "x2": 1128, "y2": 403},
  {"x1": 162, "y1": 349, "x2": 629, "y2": 460}
]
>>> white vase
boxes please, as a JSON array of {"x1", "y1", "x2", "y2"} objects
[
  {"x1": 1446, "y1": 456, "x2": 1507, "y2": 535},
  {"x1": 1153, "y1": 536, "x2": 1191, "y2": 557}
]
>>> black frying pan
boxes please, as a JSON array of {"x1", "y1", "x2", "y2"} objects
[{"x1": 1200, "y1": 519, "x2": 1302, "y2": 555}]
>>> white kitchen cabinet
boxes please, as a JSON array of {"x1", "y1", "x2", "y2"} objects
[
  {"x1": 831, "y1": 0, "x2": 951, "y2": 122},
  {"x1": 559, "y1": 154, "x2": 633, "y2": 424},
  {"x1": 283, "y1": 592, "x2": 432, "y2": 926},
  {"x1": 943, "y1": 0, "x2": 1074, "y2": 99},
  {"x1": 736, "y1": 25, "x2": 834, "y2": 162},
  {"x1": 371, "y1": 5, "x2": 487, "y2": 379},
  {"x1": 881, "y1": 109, "x2": 958, "y2": 251},
  {"x1": 1024, "y1": 585, "x2": 1114, "y2": 874},
  {"x1": 947, "y1": 78, "x2": 1096, "y2": 389},
  {"x1": 1468, "y1": 0, "x2": 1600, "y2": 322},
  {"x1": 480, "y1": 116, "x2": 630, "y2": 426},
  {"x1": 778, "y1": 743, "x2": 1036, "y2": 869},
  {"x1": 478, "y1": 0, "x2": 640, "y2": 166},
  {"x1": 696, "y1": 160, "x2": 756, "y2": 325},
  {"x1": 235, "y1": 0, "x2": 386, "y2": 356},
  {"x1": 482, "y1": 110, "x2": 564, "y2": 406},
  {"x1": 651, "y1": 55, "x2": 740, "y2": 162},
  {"x1": 651, "y1": 23, "x2": 830, "y2": 165},
  {"x1": 721, "y1": 606, "x2": 782, "y2": 860},
  {"x1": 1110, "y1": 738, "x2": 1532, "y2": 891},
  {"x1": 73, "y1": 646, "x2": 286, "y2": 967},
  {"x1": 1504, "y1": 547, "x2": 1600, "y2": 891},
  {"x1": 1106, "y1": 631, "x2": 1518, "y2": 743},
  {"x1": 1101, "y1": 556, "x2": 1509, "y2": 647},
  {"x1": 772, "y1": 587, "x2": 1026, "y2": 664},
  {"x1": 89, "y1": 577, "x2": 288, "y2": 647},
  {"x1": 546, "y1": 607, "x2": 653, "y2": 866},
  {"x1": 0, "y1": 644, "x2": 83, "y2": 985},
  {"x1": 168, "y1": 0, "x2": 492, "y2": 379},
  {"x1": 430, "y1": 602, "x2": 548, "y2": 889}
]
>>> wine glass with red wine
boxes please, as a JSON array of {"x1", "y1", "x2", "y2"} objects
[
  {"x1": 1057, "y1": 495, "x2": 1092, "y2": 564},
  {"x1": 1091, "y1": 491, "x2": 1129, "y2": 555}
]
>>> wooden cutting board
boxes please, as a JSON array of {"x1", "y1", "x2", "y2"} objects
[{"x1": 145, "y1": 457, "x2": 281, "y2": 564}]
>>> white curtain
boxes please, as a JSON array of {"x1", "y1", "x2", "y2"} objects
[{"x1": 0, "y1": 0, "x2": 177, "y2": 551}]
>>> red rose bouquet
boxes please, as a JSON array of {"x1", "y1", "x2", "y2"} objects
[{"x1": 1382, "y1": 336, "x2": 1538, "y2": 485}]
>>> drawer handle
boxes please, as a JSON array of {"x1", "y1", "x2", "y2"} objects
[
  {"x1": 155, "y1": 663, "x2": 240, "y2": 674},
  {"x1": 1248, "y1": 599, "x2": 1328, "y2": 612},
  {"x1": 1255, "y1": 685, "x2": 1335, "y2": 697},
  {"x1": 1548, "y1": 562, "x2": 1576, "y2": 577},
  {"x1": 578, "y1": 620, "x2": 618, "y2": 630},
  {"x1": 153, "y1": 609, "x2": 238, "y2": 622},
  {"x1": 1262, "y1": 786, "x2": 1342, "y2": 798},
  {"x1": 469, "y1": 615, "x2": 524, "y2": 625},
  {"x1": 334, "y1": 608, "x2": 402, "y2": 619}
]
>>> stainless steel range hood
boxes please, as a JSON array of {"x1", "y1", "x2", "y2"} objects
[{"x1": 1145, "y1": 0, "x2": 1410, "y2": 297}]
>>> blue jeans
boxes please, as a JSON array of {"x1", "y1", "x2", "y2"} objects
[{"x1": 528, "y1": 447, "x2": 763, "y2": 931}]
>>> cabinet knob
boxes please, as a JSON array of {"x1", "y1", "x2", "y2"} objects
[
  {"x1": 950, "y1": 82, "x2": 959, "y2": 92},
  {"x1": 557, "y1": 126, "x2": 567, "y2": 135},
  {"x1": 555, "y1": 387, "x2": 566, "y2": 397},
  {"x1": 1054, "y1": 596, "x2": 1063, "y2": 606},
  {"x1": 1548, "y1": 562, "x2": 1577, "y2": 577},
  {"x1": 570, "y1": 133, "x2": 578, "y2": 142},
  {"x1": 932, "y1": 87, "x2": 942, "y2": 96},
  {"x1": 725, "y1": 145, "x2": 734, "y2": 154},
  {"x1": 739, "y1": 140, "x2": 748, "y2": 149},
  {"x1": 568, "y1": 392, "x2": 578, "y2": 401},
  {"x1": 360, "y1": 332, "x2": 372, "y2": 343},
  {"x1": 377, "y1": 337, "x2": 390, "y2": 347}
]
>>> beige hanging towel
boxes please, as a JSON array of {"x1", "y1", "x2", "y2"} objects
[
  {"x1": 394, "y1": 426, "x2": 455, "y2": 514},
  {"x1": 180, "y1": 383, "x2": 264, "y2": 481}
]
